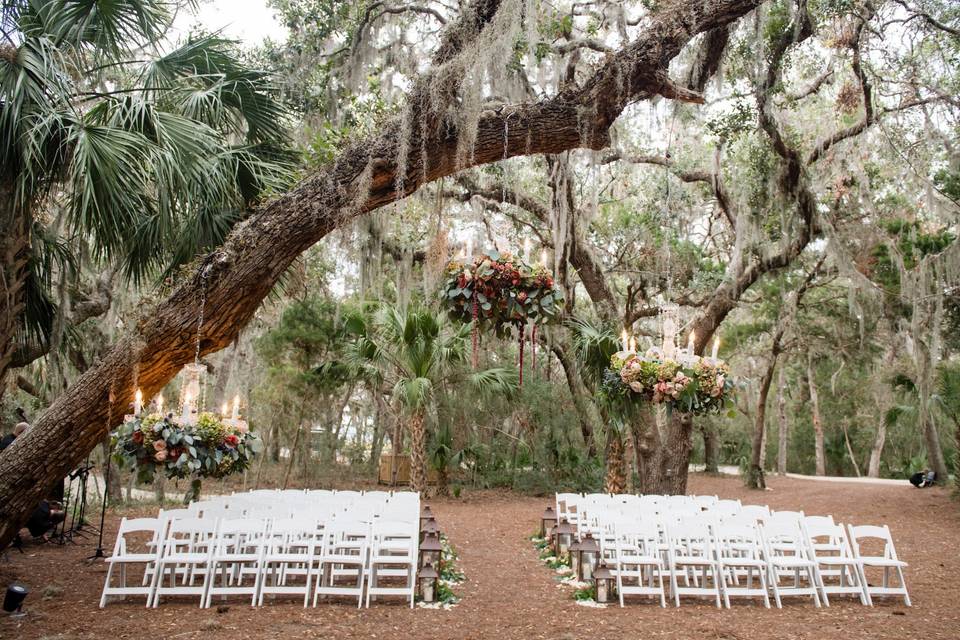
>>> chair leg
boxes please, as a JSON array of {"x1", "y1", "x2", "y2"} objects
[
  {"x1": 896, "y1": 567, "x2": 911, "y2": 606},
  {"x1": 99, "y1": 563, "x2": 115, "y2": 608}
]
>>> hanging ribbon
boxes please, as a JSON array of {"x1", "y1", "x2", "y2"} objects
[
  {"x1": 518, "y1": 325, "x2": 525, "y2": 388},
  {"x1": 471, "y1": 291, "x2": 479, "y2": 369},
  {"x1": 531, "y1": 324, "x2": 537, "y2": 376}
]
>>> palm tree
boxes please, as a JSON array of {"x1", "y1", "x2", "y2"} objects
[
  {"x1": 0, "y1": 0, "x2": 292, "y2": 396},
  {"x1": 351, "y1": 304, "x2": 516, "y2": 494},
  {"x1": 569, "y1": 318, "x2": 629, "y2": 493}
]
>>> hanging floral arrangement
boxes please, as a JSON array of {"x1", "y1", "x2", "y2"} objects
[
  {"x1": 113, "y1": 410, "x2": 261, "y2": 499},
  {"x1": 602, "y1": 347, "x2": 734, "y2": 416},
  {"x1": 442, "y1": 249, "x2": 562, "y2": 383},
  {"x1": 442, "y1": 249, "x2": 563, "y2": 332}
]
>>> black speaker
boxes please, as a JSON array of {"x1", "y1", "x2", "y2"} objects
[{"x1": 3, "y1": 584, "x2": 27, "y2": 614}]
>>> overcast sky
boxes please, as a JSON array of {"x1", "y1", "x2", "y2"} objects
[{"x1": 171, "y1": 0, "x2": 287, "y2": 45}]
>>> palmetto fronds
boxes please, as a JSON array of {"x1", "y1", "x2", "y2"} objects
[{"x1": 1, "y1": 2, "x2": 293, "y2": 283}]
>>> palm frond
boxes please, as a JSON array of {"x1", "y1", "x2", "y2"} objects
[
  {"x1": 568, "y1": 317, "x2": 620, "y2": 379},
  {"x1": 467, "y1": 367, "x2": 519, "y2": 398}
]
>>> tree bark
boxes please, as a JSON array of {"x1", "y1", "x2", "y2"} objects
[
  {"x1": 0, "y1": 183, "x2": 30, "y2": 406},
  {"x1": 748, "y1": 355, "x2": 778, "y2": 489},
  {"x1": 408, "y1": 410, "x2": 427, "y2": 494},
  {"x1": 702, "y1": 424, "x2": 720, "y2": 474},
  {"x1": 0, "y1": 0, "x2": 764, "y2": 549},
  {"x1": 636, "y1": 410, "x2": 695, "y2": 495},
  {"x1": 807, "y1": 352, "x2": 826, "y2": 476},
  {"x1": 604, "y1": 429, "x2": 627, "y2": 493},
  {"x1": 777, "y1": 365, "x2": 789, "y2": 475}
]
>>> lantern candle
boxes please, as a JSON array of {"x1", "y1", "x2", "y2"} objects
[
  {"x1": 231, "y1": 395, "x2": 240, "y2": 421},
  {"x1": 540, "y1": 248, "x2": 548, "y2": 267},
  {"x1": 687, "y1": 330, "x2": 696, "y2": 354},
  {"x1": 621, "y1": 329, "x2": 629, "y2": 352},
  {"x1": 181, "y1": 391, "x2": 192, "y2": 423},
  {"x1": 629, "y1": 336, "x2": 637, "y2": 353},
  {"x1": 134, "y1": 388, "x2": 143, "y2": 417},
  {"x1": 156, "y1": 394, "x2": 164, "y2": 415},
  {"x1": 712, "y1": 336, "x2": 720, "y2": 360}
]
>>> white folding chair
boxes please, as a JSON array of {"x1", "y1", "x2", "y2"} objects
[
  {"x1": 204, "y1": 518, "x2": 269, "y2": 607},
  {"x1": 151, "y1": 517, "x2": 218, "y2": 607},
  {"x1": 366, "y1": 520, "x2": 418, "y2": 608},
  {"x1": 100, "y1": 517, "x2": 165, "y2": 607},
  {"x1": 665, "y1": 518, "x2": 722, "y2": 608},
  {"x1": 613, "y1": 521, "x2": 666, "y2": 607},
  {"x1": 847, "y1": 524, "x2": 910, "y2": 606},
  {"x1": 760, "y1": 521, "x2": 821, "y2": 608},
  {"x1": 692, "y1": 495, "x2": 719, "y2": 510},
  {"x1": 258, "y1": 517, "x2": 322, "y2": 607},
  {"x1": 313, "y1": 519, "x2": 370, "y2": 608},
  {"x1": 801, "y1": 518, "x2": 868, "y2": 606},
  {"x1": 715, "y1": 523, "x2": 770, "y2": 608}
]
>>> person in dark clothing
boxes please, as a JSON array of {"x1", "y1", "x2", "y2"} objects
[
  {"x1": 0, "y1": 423, "x2": 65, "y2": 541},
  {"x1": 909, "y1": 469, "x2": 937, "y2": 488}
]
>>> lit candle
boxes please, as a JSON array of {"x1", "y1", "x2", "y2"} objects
[
  {"x1": 629, "y1": 336, "x2": 637, "y2": 353},
  {"x1": 232, "y1": 394, "x2": 240, "y2": 421},
  {"x1": 156, "y1": 394, "x2": 164, "y2": 415},
  {"x1": 540, "y1": 248, "x2": 548, "y2": 267},
  {"x1": 712, "y1": 336, "x2": 720, "y2": 360},
  {"x1": 134, "y1": 388, "x2": 143, "y2": 417},
  {"x1": 621, "y1": 329, "x2": 629, "y2": 351},
  {"x1": 687, "y1": 331, "x2": 696, "y2": 354},
  {"x1": 221, "y1": 402, "x2": 229, "y2": 417},
  {"x1": 182, "y1": 391, "x2": 192, "y2": 423}
]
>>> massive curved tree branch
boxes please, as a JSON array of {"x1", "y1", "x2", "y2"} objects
[{"x1": 0, "y1": 0, "x2": 764, "y2": 547}]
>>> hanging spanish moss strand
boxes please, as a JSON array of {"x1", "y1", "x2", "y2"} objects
[
  {"x1": 518, "y1": 325, "x2": 525, "y2": 388},
  {"x1": 471, "y1": 293, "x2": 479, "y2": 369},
  {"x1": 195, "y1": 269, "x2": 209, "y2": 410}
]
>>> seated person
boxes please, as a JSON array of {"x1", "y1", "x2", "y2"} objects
[{"x1": 0, "y1": 422, "x2": 29, "y2": 451}]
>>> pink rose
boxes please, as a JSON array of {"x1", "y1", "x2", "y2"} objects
[
  {"x1": 235, "y1": 421, "x2": 249, "y2": 434},
  {"x1": 153, "y1": 439, "x2": 166, "y2": 451},
  {"x1": 154, "y1": 450, "x2": 167, "y2": 462},
  {"x1": 132, "y1": 431, "x2": 144, "y2": 445}
]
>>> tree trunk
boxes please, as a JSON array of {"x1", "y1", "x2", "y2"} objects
[
  {"x1": 777, "y1": 365, "x2": 789, "y2": 475},
  {"x1": 702, "y1": 424, "x2": 720, "y2": 474},
  {"x1": 551, "y1": 337, "x2": 600, "y2": 457},
  {"x1": 866, "y1": 416, "x2": 885, "y2": 478},
  {"x1": 604, "y1": 429, "x2": 627, "y2": 493},
  {"x1": 408, "y1": 410, "x2": 427, "y2": 494},
  {"x1": 0, "y1": 185, "x2": 30, "y2": 405},
  {"x1": 748, "y1": 356, "x2": 778, "y2": 489},
  {"x1": 807, "y1": 353, "x2": 826, "y2": 476},
  {"x1": 0, "y1": 0, "x2": 764, "y2": 550},
  {"x1": 282, "y1": 420, "x2": 304, "y2": 489},
  {"x1": 636, "y1": 410, "x2": 695, "y2": 495}
]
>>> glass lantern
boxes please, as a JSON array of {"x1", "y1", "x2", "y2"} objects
[
  {"x1": 593, "y1": 564, "x2": 615, "y2": 604},
  {"x1": 540, "y1": 506, "x2": 557, "y2": 539},
  {"x1": 178, "y1": 362, "x2": 206, "y2": 425},
  {"x1": 418, "y1": 562, "x2": 439, "y2": 603},
  {"x1": 420, "y1": 531, "x2": 443, "y2": 568},
  {"x1": 575, "y1": 532, "x2": 600, "y2": 581}
]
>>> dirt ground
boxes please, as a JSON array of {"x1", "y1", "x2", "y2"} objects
[{"x1": 1, "y1": 473, "x2": 957, "y2": 640}]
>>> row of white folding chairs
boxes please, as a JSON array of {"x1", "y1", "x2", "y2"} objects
[
  {"x1": 557, "y1": 493, "x2": 740, "y2": 528},
  {"x1": 101, "y1": 514, "x2": 419, "y2": 609},
  {"x1": 599, "y1": 515, "x2": 909, "y2": 608}
]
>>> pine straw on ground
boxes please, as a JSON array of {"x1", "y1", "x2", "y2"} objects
[{"x1": 1, "y1": 474, "x2": 957, "y2": 640}]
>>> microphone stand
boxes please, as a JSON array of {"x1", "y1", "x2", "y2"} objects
[{"x1": 88, "y1": 443, "x2": 112, "y2": 560}]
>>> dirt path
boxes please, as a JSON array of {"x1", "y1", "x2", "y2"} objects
[{"x1": 1, "y1": 474, "x2": 958, "y2": 640}]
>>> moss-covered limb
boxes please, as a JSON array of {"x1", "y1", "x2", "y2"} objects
[{"x1": 0, "y1": 0, "x2": 763, "y2": 550}]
